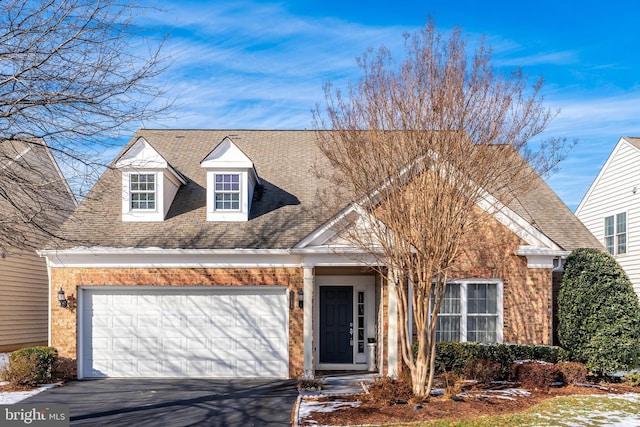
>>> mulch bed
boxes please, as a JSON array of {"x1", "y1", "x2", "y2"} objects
[{"x1": 301, "y1": 383, "x2": 638, "y2": 426}]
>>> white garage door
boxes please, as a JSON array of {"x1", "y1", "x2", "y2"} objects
[{"x1": 80, "y1": 287, "x2": 288, "y2": 378}]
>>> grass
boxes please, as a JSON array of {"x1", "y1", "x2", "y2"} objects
[{"x1": 384, "y1": 393, "x2": 640, "y2": 426}]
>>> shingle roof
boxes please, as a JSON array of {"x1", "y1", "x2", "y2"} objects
[
  {"x1": 0, "y1": 139, "x2": 76, "y2": 251},
  {"x1": 623, "y1": 136, "x2": 640, "y2": 150},
  {"x1": 507, "y1": 177, "x2": 601, "y2": 251},
  {"x1": 51, "y1": 129, "x2": 600, "y2": 252}
]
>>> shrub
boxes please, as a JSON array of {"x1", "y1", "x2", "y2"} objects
[
  {"x1": 2, "y1": 346, "x2": 58, "y2": 386},
  {"x1": 558, "y1": 248, "x2": 640, "y2": 375},
  {"x1": 463, "y1": 359, "x2": 502, "y2": 385},
  {"x1": 53, "y1": 357, "x2": 76, "y2": 381},
  {"x1": 367, "y1": 374, "x2": 413, "y2": 406},
  {"x1": 511, "y1": 361, "x2": 562, "y2": 390},
  {"x1": 623, "y1": 372, "x2": 640, "y2": 387},
  {"x1": 557, "y1": 361, "x2": 587, "y2": 384},
  {"x1": 429, "y1": 342, "x2": 569, "y2": 379}
]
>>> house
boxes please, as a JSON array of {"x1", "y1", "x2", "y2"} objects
[
  {"x1": 39, "y1": 129, "x2": 600, "y2": 379},
  {"x1": 576, "y1": 136, "x2": 640, "y2": 298},
  {"x1": 0, "y1": 139, "x2": 76, "y2": 352}
]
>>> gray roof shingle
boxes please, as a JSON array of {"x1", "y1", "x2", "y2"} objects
[{"x1": 51, "y1": 129, "x2": 600, "y2": 252}]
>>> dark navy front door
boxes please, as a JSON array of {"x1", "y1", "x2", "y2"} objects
[{"x1": 320, "y1": 286, "x2": 353, "y2": 363}]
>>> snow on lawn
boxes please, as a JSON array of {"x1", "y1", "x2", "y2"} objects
[{"x1": 532, "y1": 393, "x2": 640, "y2": 427}]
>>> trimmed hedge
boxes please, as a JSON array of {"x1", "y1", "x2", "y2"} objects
[
  {"x1": 415, "y1": 342, "x2": 569, "y2": 380},
  {"x1": 2, "y1": 346, "x2": 58, "y2": 386}
]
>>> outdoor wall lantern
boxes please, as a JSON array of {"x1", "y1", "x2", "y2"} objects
[
  {"x1": 298, "y1": 289, "x2": 304, "y2": 309},
  {"x1": 57, "y1": 287, "x2": 68, "y2": 308}
]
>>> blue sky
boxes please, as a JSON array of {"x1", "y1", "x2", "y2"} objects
[{"x1": 139, "y1": 0, "x2": 640, "y2": 211}]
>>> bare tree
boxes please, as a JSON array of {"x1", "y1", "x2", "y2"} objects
[
  {"x1": 0, "y1": 0, "x2": 169, "y2": 251},
  {"x1": 314, "y1": 22, "x2": 570, "y2": 399}
]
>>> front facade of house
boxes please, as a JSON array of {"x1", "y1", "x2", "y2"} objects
[
  {"x1": 42, "y1": 130, "x2": 600, "y2": 379},
  {"x1": 576, "y1": 136, "x2": 640, "y2": 299}
]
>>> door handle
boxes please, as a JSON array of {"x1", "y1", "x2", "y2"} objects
[{"x1": 349, "y1": 322, "x2": 354, "y2": 346}]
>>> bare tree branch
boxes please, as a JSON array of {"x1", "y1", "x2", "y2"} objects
[
  {"x1": 0, "y1": 0, "x2": 170, "y2": 251},
  {"x1": 314, "y1": 21, "x2": 571, "y2": 399}
]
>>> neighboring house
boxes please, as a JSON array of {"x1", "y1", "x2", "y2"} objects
[
  {"x1": 39, "y1": 130, "x2": 600, "y2": 379},
  {"x1": 0, "y1": 139, "x2": 76, "y2": 352},
  {"x1": 576, "y1": 136, "x2": 640, "y2": 298}
]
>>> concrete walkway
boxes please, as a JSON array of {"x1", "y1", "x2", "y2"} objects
[{"x1": 294, "y1": 372, "x2": 375, "y2": 426}]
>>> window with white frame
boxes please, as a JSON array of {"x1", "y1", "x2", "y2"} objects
[
  {"x1": 130, "y1": 173, "x2": 156, "y2": 210},
  {"x1": 605, "y1": 213, "x2": 627, "y2": 255},
  {"x1": 214, "y1": 173, "x2": 240, "y2": 211},
  {"x1": 433, "y1": 281, "x2": 501, "y2": 343}
]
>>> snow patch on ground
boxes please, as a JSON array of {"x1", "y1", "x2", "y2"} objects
[
  {"x1": 533, "y1": 393, "x2": 640, "y2": 427},
  {"x1": 462, "y1": 388, "x2": 531, "y2": 401},
  {"x1": 298, "y1": 398, "x2": 360, "y2": 425},
  {"x1": 0, "y1": 383, "x2": 59, "y2": 404}
]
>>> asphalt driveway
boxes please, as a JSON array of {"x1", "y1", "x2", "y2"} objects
[{"x1": 22, "y1": 378, "x2": 298, "y2": 426}]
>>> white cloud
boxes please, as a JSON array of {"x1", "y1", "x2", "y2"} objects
[{"x1": 139, "y1": 0, "x2": 412, "y2": 130}]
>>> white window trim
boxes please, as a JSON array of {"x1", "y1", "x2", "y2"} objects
[
  {"x1": 205, "y1": 169, "x2": 252, "y2": 222},
  {"x1": 129, "y1": 173, "x2": 157, "y2": 211},
  {"x1": 213, "y1": 173, "x2": 242, "y2": 212},
  {"x1": 122, "y1": 171, "x2": 165, "y2": 222},
  {"x1": 604, "y1": 211, "x2": 627, "y2": 256},
  {"x1": 432, "y1": 279, "x2": 504, "y2": 343}
]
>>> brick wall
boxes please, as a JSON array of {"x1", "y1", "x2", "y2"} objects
[
  {"x1": 450, "y1": 211, "x2": 553, "y2": 345},
  {"x1": 398, "y1": 209, "x2": 554, "y2": 358},
  {"x1": 50, "y1": 267, "x2": 304, "y2": 378}
]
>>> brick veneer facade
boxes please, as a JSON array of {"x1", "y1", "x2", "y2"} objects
[
  {"x1": 450, "y1": 212, "x2": 554, "y2": 345},
  {"x1": 49, "y1": 211, "x2": 556, "y2": 379},
  {"x1": 399, "y1": 210, "x2": 555, "y2": 376},
  {"x1": 50, "y1": 267, "x2": 305, "y2": 378}
]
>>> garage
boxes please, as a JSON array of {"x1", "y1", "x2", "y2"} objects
[{"x1": 79, "y1": 287, "x2": 289, "y2": 378}]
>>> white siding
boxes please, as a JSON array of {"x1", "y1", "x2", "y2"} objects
[
  {"x1": 0, "y1": 250, "x2": 48, "y2": 351},
  {"x1": 576, "y1": 139, "x2": 640, "y2": 298}
]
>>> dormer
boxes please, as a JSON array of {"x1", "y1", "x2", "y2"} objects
[
  {"x1": 201, "y1": 137, "x2": 260, "y2": 222},
  {"x1": 115, "y1": 137, "x2": 186, "y2": 222}
]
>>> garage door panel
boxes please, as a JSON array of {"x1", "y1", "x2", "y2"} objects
[
  {"x1": 113, "y1": 315, "x2": 133, "y2": 327},
  {"x1": 82, "y1": 287, "x2": 288, "y2": 378},
  {"x1": 114, "y1": 337, "x2": 135, "y2": 350}
]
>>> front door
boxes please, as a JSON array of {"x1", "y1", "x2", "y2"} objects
[{"x1": 319, "y1": 286, "x2": 353, "y2": 363}]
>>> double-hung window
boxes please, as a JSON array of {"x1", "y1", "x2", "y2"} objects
[
  {"x1": 214, "y1": 174, "x2": 240, "y2": 211},
  {"x1": 433, "y1": 281, "x2": 501, "y2": 343},
  {"x1": 130, "y1": 173, "x2": 156, "y2": 210},
  {"x1": 605, "y1": 212, "x2": 627, "y2": 255}
]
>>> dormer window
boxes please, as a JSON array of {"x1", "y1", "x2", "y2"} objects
[
  {"x1": 214, "y1": 173, "x2": 240, "y2": 211},
  {"x1": 201, "y1": 137, "x2": 260, "y2": 222},
  {"x1": 130, "y1": 173, "x2": 156, "y2": 210},
  {"x1": 116, "y1": 137, "x2": 186, "y2": 222}
]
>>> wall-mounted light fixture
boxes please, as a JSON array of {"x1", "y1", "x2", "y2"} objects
[
  {"x1": 57, "y1": 288, "x2": 68, "y2": 308},
  {"x1": 298, "y1": 289, "x2": 304, "y2": 309}
]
